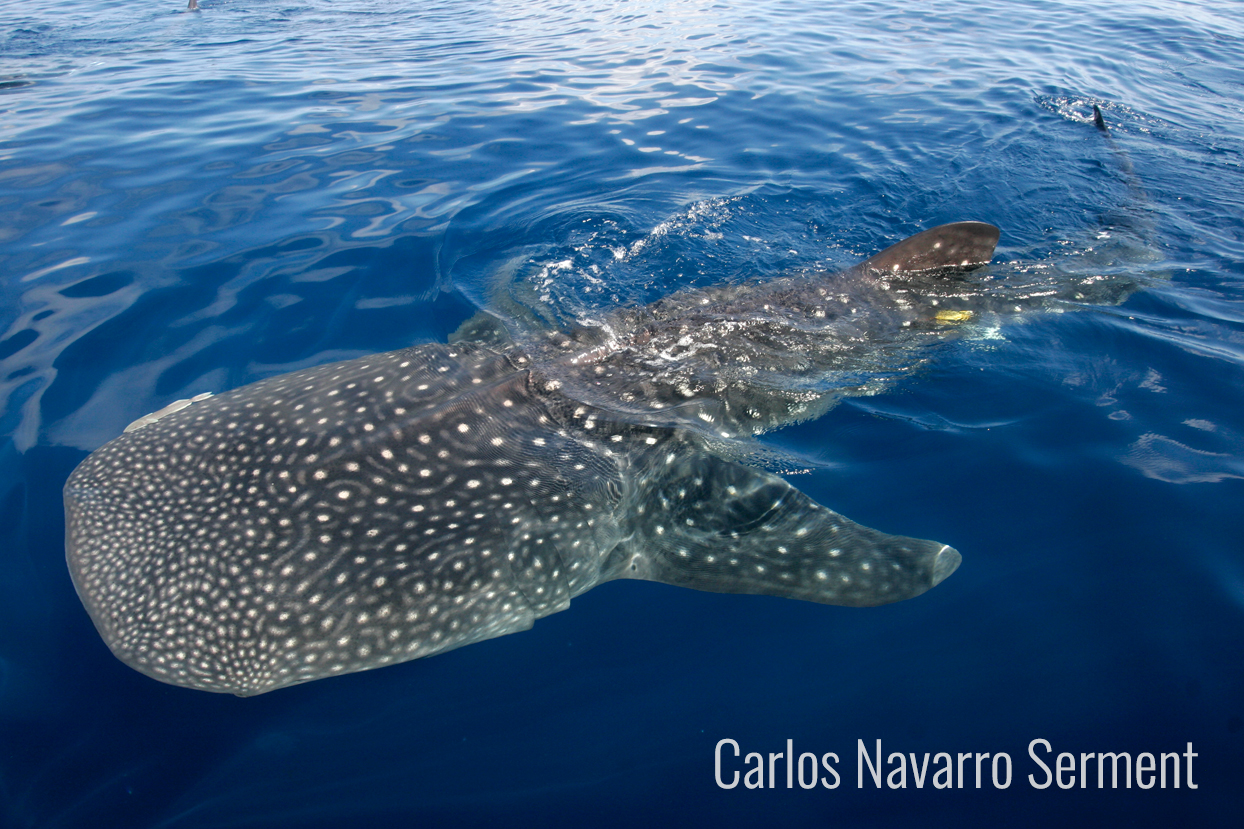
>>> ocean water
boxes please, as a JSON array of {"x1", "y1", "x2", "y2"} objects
[{"x1": 2, "y1": 0, "x2": 1242, "y2": 826}]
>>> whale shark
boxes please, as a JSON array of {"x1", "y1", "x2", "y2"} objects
[{"x1": 65, "y1": 221, "x2": 1006, "y2": 695}]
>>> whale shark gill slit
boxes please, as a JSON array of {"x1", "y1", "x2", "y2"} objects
[{"x1": 65, "y1": 221, "x2": 1000, "y2": 695}]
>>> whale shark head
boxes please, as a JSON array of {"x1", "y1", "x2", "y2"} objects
[{"x1": 65, "y1": 222, "x2": 993, "y2": 695}]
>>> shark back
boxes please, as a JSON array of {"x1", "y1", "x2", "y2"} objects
[{"x1": 528, "y1": 221, "x2": 1002, "y2": 438}]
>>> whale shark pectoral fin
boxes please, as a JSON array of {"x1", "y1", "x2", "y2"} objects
[
  {"x1": 623, "y1": 448, "x2": 959, "y2": 607},
  {"x1": 449, "y1": 309, "x2": 516, "y2": 347},
  {"x1": 854, "y1": 221, "x2": 1000, "y2": 277}
]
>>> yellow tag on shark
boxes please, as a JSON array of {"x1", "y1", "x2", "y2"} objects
[{"x1": 935, "y1": 309, "x2": 973, "y2": 323}]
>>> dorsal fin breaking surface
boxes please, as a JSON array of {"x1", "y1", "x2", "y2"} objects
[{"x1": 854, "y1": 221, "x2": 1000, "y2": 277}]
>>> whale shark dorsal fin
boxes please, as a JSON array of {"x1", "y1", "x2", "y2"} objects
[{"x1": 854, "y1": 221, "x2": 1000, "y2": 277}]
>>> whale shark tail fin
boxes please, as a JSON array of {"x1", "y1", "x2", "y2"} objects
[
  {"x1": 850, "y1": 221, "x2": 1001, "y2": 279},
  {"x1": 616, "y1": 442, "x2": 958, "y2": 607}
]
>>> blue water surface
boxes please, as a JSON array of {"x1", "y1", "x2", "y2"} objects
[{"x1": 2, "y1": 0, "x2": 1242, "y2": 826}]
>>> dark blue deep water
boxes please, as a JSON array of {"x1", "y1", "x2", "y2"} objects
[{"x1": 2, "y1": 1, "x2": 1242, "y2": 826}]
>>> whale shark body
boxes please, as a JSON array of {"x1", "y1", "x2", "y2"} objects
[{"x1": 66, "y1": 221, "x2": 1005, "y2": 695}]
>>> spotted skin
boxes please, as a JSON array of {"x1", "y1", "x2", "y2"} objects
[
  {"x1": 67, "y1": 343, "x2": 631, "y2": 694},
  {"x1": 65, "y1": 223, "x2": 993, "y2": 695}
]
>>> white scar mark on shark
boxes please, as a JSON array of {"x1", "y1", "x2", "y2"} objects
[{"x1": 124, "y1": 392, "x2": 214, "y2": 433}]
